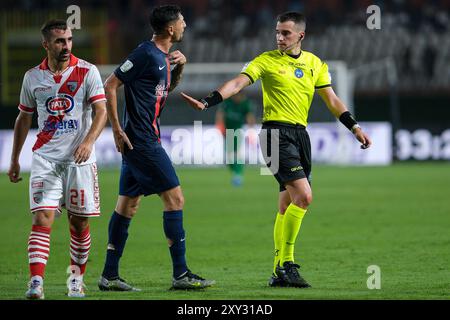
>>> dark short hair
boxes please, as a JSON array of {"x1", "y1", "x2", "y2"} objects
[
  {"x1": 41, "y1": 19, "x2": 68, "y2": 40},
  {"x1": 149, "y1": 5, "x2": 181, "y2": 34},
  {"x1": 277, "y1": 12, "x2": 306, "y2": 30}
]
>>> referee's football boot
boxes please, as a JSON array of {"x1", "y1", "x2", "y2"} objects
[
  {"x1": 276, "y1": 261, "x2": 311, "y2": 288},
  {"x1": 98, "y1": 276, "x2": 141, "y2": 292},
  {"x1": 268, "y1": 273, "x2": 288, "y2": 287},
  {"x1": 171, "y1": 270, "x2": 215, "y2": 290}
]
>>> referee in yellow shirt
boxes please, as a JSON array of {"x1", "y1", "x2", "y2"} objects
[{"x1": 181, "y1": 12, "x2": 372, "y2": 288}]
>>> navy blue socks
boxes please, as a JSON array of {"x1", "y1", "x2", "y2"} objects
[
  {"x1": 102, "y1": 211, "x2": 131, "y2": 279},
  {"x1": 163, "y1": 210, "x2": 188, "y2": 278},
  {"x1": 102, "y1": 210, "x2": 188, "y2": 280}
]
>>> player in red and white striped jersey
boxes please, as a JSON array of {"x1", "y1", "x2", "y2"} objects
[{"x1": 7, "y1": 19, "x2": 107, "y2": 299}]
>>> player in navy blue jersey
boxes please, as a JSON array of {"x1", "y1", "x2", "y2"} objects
[{"x1": 98, "y1": 5, "x2": 215, "y2": 291}]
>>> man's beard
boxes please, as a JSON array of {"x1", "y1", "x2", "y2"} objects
[
  {"x1": 174, "y1": 33, "x2": 184, "y2": 43},
  {"x1": 57, "y1": 50, "x2": 71, "y2": 61}
]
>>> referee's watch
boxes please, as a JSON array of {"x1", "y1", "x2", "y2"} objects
[{"x1": 351, "y1": 124, "x2": 361, "y2": 133}]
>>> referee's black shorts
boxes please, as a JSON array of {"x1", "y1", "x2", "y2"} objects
[{"x1": 259, "y1": 121, "x2": 312, "y2": 192}]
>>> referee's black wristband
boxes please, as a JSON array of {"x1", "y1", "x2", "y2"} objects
[
  {"x1": 339, "y1": 111, "x2": 360, "y2": 132},
  {"x1": 199, "y1": 91, "x2": 223, "y2": 109}
]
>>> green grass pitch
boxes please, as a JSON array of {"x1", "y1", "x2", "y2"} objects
[{"x1": 0, "y1": 163, "x2": 449, "y2": 300}]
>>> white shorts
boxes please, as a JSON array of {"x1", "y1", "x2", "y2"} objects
[{"x1": 29, "y1": 153, "x2": 101, "y2": 217}]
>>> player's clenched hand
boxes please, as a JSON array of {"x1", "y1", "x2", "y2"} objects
[
  {"x1": 169, "y1": 50, "x2": 186, "y2": 65},
  {"x1": 8, "y1": 161, "x2": 22, "y2": 183},
  {"x1": 180, "y1": 92, "x2": 206, "y2": 111},
  {"x1": 113, "y1": 129, "x2": 133, "y2": 154},
  {"x1": 74, "y1": 141, "x2": 94, "y2": 164},
  {"x1": 354, "y1": 128, "x2": 372, "y2": 149}
]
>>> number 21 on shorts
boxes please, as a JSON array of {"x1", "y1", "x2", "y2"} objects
[{"x1": 70, "y1": 189, "x2": 85, "y2": 207}]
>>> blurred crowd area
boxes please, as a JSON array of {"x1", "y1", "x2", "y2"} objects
[
  {"x1": 4, "y1": 0, "x2": 450, "y2": 46},
  {"x1": 1, "y1": 0, "x2": 449, "y2": 94}
]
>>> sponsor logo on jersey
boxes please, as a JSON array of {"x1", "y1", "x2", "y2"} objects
[
  {"x1": 295, "y1": 68, "x2": 304, "y2": 78},
  {"x1": 155, "y1": 82, "x2": 167, "y2": 97},
  {"x1": 288, "y1": 62, "x2": 306, "y2": 67},
  {"x1": 45, "y1": 94, "x2": 75, "y2": 115},
  {"x1": 35, "y1": 86, "x2": 52, "y2": 92},
  {"x1": 43, "y1": 119, "x2": 79, "y2": 131}
]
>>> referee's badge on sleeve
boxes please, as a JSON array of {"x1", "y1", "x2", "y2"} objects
[{"x1": 120, "y1": 60, "x2": 134, "y2": 73}]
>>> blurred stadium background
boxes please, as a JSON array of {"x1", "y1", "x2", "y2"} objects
[
  {"x1": 1, "y1": 0, "x2": 449, "y2": 163},
  {"x1": 0, "y1": 0, "x2": 449, "y2": 300}
]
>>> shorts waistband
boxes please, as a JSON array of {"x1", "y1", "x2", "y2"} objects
[{"x1": 262, "y1": 121, "x2": 306, "y2": 129}]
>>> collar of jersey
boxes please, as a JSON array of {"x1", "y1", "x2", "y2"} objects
[
  {"x1": 149, "y1": 40, "x2": 169, "y2": 56},
  {"x1": 278, "y1": 49, "x2": 303, "y2": 60},
  {"x1": 39, "y1": 54, "x2": 78, "y2": 70}
]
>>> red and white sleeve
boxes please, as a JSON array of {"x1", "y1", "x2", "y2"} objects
[
  {"x1": 18, "y1": 72, "x2": 37, "y2": 114},
  {"x1": 85, "y1": 65, "x2": 106, "y2": 105}
]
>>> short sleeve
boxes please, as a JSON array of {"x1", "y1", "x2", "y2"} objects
[
  {"x1": 18, "y1": 72, "x2": 37, "y2": 114},
  {"x1": 85, "y1": 65, "x2": 106, "y2": 104},
  {"x1": 240, "y1": 55, "x2": 266, "y2": 84},
  {"x1": 114, "y1": 47, "x2": 149, "y2": 84},
  {"x1": 315, "y1": 61, "x2": 332, "y2": 89}
]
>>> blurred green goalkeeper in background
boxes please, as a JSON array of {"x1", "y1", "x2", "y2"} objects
[{"x1": 215, "y1": 92, "x2": 256, "y2": 186}]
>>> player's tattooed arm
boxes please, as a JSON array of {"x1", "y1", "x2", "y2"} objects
[
  {"x1": 169, "y1": 64, "x2": 184, "y2": 92},
  {"x1": 168, "y1": 50, "x2": 186, "y2": 92},
  {"x1": 104, "y1": 73, "x2": 133, "y2": 153}
]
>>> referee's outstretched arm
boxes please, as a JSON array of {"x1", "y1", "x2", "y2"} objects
[{"x1": 180, "y1": 74, "x2": 251, "y2": 110}]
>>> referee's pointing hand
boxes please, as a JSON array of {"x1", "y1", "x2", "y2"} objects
[{"x1": 180, "y1": 92, "x2": 206, "y2": 111}]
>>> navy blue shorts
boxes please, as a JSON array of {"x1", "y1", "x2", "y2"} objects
[{"x1": 119, "y1": 143, "x2": 180, "y2": 197}]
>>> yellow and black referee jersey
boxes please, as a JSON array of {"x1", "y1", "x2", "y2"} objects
[{"x1": 241, "y1": 49, "x2": 331, "y2": 127}]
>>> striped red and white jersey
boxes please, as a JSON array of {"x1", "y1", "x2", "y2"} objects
[{"x1": 18, "y1": 54, "x2": 106, "y2": 165}]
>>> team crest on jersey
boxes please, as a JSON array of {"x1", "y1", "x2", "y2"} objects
[
  {"x1": 45, "y1": 94, "x2": 75, "y2": 116},
  {"x1": 67, "y1": 81, "x2": 78, "y2": 92},
  {"x1": 295, "y1": 68, "x2": 304, "y2": 78}
]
